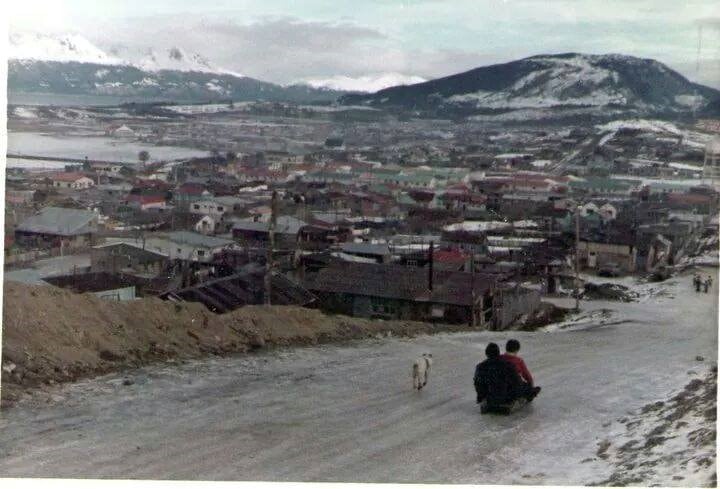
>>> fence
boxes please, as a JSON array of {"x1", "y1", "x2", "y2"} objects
[
  {"x1": 493, "y1": 287, "x2": 542, "y2": 330},
  {"x1": 4, "y1": 244, "x2": 91, "y2": 268}
]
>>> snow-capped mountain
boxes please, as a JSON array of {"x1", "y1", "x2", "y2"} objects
[
  {"x1": 9, "y1": 31, "x2": 233, "y2": 75},
  {"x1": 110, "y1": 45, "x2": 236, "y2": 75},
  {"x1": 9, "y1": 32, "x2": 122, "y2": 65},
  {"x1": 8, "y1": 32, "x2": 344, "y2": 104},
  {"x1": 303, "y1": 73, "x2": 426, "y2": 93},
  {"x1": 8, "y1": 60, "x2": 345, "y2": 104},
  {"x1": 341, "y1": 53, "x2": 720, "y2": 117}
]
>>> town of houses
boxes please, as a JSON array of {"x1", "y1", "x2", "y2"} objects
[{"x1": 5, "y1": 107, "x2": 720, "y2": 329}]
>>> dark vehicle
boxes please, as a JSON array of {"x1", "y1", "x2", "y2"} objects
[
  {"x1": 649, "y1": 265, "x2": 672, "y2": 282},
  {"x1": 598, "y1": 263, "x2": 622, "y2": 277}
]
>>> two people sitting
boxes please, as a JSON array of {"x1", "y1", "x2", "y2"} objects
[{"x1": 474, "y1": 339, "x2": 541, "y2": 408}]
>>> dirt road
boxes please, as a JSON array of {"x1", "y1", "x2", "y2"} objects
[{"x1": 0, "y1": 271, "x2": 716, "y2": 484}]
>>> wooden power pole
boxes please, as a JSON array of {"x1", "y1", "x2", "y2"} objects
[
  {"x1": 265, "y1": 190, "x2": 278, "y2": 305},
  {"x1": 471, "y1": 254, "x2": 477, "y2": 327},
  {"x1": 574, "y1": 205, "x2": 581, "y2": 312}
]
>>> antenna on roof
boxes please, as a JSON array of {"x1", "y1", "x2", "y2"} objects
[{"x1": 696, "y1": 24, "x2": 703, "y2": 74}]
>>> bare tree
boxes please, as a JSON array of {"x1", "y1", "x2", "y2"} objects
[{"x1": 138, "y1": 150, "x2": 150, "y2": 168}]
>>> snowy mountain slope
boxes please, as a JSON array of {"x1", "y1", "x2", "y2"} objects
[
  {"x1": 341, "y1": 53, "x2": 720, "y2": 117},
  {"x1": 10, "y1": 31, "x2": 234, "y2": 75},
  {"x1": 7, "y1": 60, "x2": 345, "y2": 104},
  {"x1": 446, "y1": 55, "x2": 629, "y2": 108},
  {"x1": 303, "y1": 73, "x2": 427, "y2": 93},
  {"x1": 8, "y1": 32, "x2": 347, "y2": 104},
  {"x1": 112, "y1": 45, "x2": 231, "y2": 75},
  {"x1": 9, "y1": 32, "x2": 121, "y2": 65}
]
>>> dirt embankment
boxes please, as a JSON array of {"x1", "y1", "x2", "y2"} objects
[
  {"x1": 1, "y1": 282, "x2": 474, "y2": 407},
  {"x1": 582, "y1": 283, "x2": 638, "y2": 302}
]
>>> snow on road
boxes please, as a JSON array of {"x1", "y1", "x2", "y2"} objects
[{"x1": 0, "y1": 270, "x2": 716, "y2": 484}]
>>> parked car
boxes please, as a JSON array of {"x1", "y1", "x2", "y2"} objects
[
  {"x1": 649, "y1": 265, "x2": 672, "y2": 282},
  {"x1": 598, "y1": 263, "x2": 622, "y2": 277}
]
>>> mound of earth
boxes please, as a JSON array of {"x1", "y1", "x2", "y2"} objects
[
  {"x1": 516, "y1": 302, "x2": 571, "y2": 331},
  {"x1": 1, "y1": 282, "x2": 471, "y2": 407},
  {"x1": 582, "y1": 282, "x2": 638, "y2": 302}
]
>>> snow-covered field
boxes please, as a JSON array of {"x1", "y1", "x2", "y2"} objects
[
  {"x1": 5, "y1": 157, "x2": 69, "y2": 170},
  {"x1": 161, "y1": 102, "x2": 383, "y2": 115},
  {"x1": 161, "y1": 103, "x2": 255, "y2": 115},
  {"x1": 596, "y1": 118, "x2": 714, "y2": 151},
  {"x1": 7, "y1": 132, "x2": 210, "y2": 163},
  {"x1": 0, "y1": 269, "x2": 716, "y2": 484}
]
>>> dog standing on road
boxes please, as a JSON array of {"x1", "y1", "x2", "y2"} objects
[{"x1": 412, "y1": 353, "x2": 433, "y2": 390}]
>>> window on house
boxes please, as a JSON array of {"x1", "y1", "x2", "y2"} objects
[
  {"x1": 177, "y1": 248, "x2": 182, "y2": 253},
  {"x1": 371, "y1": 300, "x2": 396, "y2": 315},
  {"x1": 193, "y1": 204, "x2": 200, "y2": 210},
  {"x1": 197, "y1": 250, "x2": 205, "y2": 257},
  {"x1": 217, "y1": 206, "x2": 224, "y2": 212}
]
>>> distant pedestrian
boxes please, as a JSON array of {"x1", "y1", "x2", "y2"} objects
[
  {"x1": 704, "y1": 278, "x2": 710, "y2": 293},
  {"x1": 694, "y1": 274, "x2": 702, "y2": 292}
]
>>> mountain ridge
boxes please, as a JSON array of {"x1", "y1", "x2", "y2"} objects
[
  {"x1": 340, "y1": 53, "x2": 720, "y2": 117},
  {"x1": 9, "y1": 47, "x2": 720, "y2": 115},
  {"x1": 8, "y1": 32, "x2": 345, "y2": 104},
  {"x1": 8, "y1": 60, "x2": 346, "y2": 104}
]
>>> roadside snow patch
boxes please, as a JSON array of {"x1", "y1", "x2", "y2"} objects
[
  {"x1": 591, "y1": 369, "x2": 717, "y2": 487},
  {"x1": 12, "y1": 107, "x2": 38, "y2": 119}
]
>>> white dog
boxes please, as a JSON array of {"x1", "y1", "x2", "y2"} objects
[{"x1": 412, "y1": 353, "x2": 433, "y2": 390}]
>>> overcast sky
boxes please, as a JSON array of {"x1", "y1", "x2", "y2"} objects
[{"x1": 8, "y1": 0, "x2": 720, "y2": 88}]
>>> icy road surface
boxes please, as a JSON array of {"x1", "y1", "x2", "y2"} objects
[{"x1": 0, "y1": 270, "x2": 717, "y2": 484}]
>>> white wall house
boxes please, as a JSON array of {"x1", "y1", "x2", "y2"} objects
[
  {"x1": 189, "y1": 200, "x2": 229, "y2": 218},
  {"x1": 113, "y1": 125, "x2": 135, "y2": 138},
  {"x1": 194, "y1": 215, "x2": 218, "y2": 235},
  {"x1": 265, "y1": 151, "x2": 304, "y2": 169},
  {"x1": 91, "y1": 163, "x2": 123, "y2": 176},
  {"x1": 52, "y1": 174, "x2": 95, "y2": 189},
  {"x1": 148, "y1": 231, "x2": 237, "y2": 263},
  {"x1": 580, "y1": 202, "x2": 617, "y2": 222},
  {"x1": 599, "y1": 203, "x2": 618, "y2": 221}
]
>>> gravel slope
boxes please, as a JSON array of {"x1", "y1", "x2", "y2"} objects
[{"x1": 0, "y1": 281, "x2": 472, "y2": 406}]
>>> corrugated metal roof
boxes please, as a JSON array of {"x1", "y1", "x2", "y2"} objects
[
  {"x1": 232, "y1": 216, "x2": 307, "y2": 235},
  {"x1": 340, "y1": 242, "x2": 391, "y2": 256},
  {"x1": 16, "y1": 207, "x2": 97, "y2": 236},
  {"x1": 304, "y1": 262, "x2": 494, "y2": 306},
  {"x1": 165, "y1": 231, "x2": 236, "y2": 249}
]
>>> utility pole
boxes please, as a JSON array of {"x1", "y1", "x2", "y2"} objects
[
  {"x1": 471, "y1": 253, "x2": 477, "y2": 327},
  {"x1": 574, "y1": 204, "x2": 581, "y2": 312},
  {"x1": 427, "y1": 241, "x2": 434, "y2": 292},
  {"x1": 264, "y1": 190, "x2": 278, "y2": 305}
]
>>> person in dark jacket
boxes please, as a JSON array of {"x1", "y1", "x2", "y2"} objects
[{"x1": 474, "y1": 343, "x2": 539, "y2": 407}]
